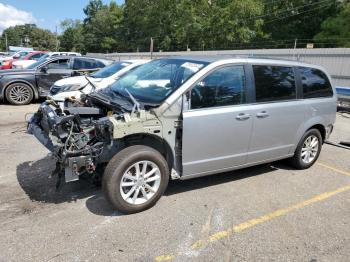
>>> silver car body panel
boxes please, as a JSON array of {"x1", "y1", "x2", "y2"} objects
[
  {"x1": 182, "y1": 104, "x2": 254, "y2": 175},
  {"x1": 155, "y1": 57, "x2": 337, "y2": 178}
]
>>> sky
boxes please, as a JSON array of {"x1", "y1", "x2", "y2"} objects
[{"x1": 0, "y1": 0, "x2": 124, "y2": 33}]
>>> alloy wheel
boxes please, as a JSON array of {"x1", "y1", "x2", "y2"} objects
[
  {"x1": 301, "y1": 135, "x2": 319, "y2": 164},
  {"x1": 9, "y1": 85, "x2": 31, "y2": 104},
  {"x1": 120, "y1": 160, "x2": 161, "y2": 205}
]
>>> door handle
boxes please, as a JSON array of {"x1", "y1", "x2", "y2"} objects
[
  {"x1": 236, "y1": 113, "x2": 251, "y2": 120},
  {"x1": 256, "y1": 111, "x2": 269, "y2": 118}
]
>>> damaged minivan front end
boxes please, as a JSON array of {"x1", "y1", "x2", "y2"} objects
[
  {"x1": 28, "y1": 99, "x2": 114, "y2": 184},
  {"x1": 28, "y1": 94, "x2": 165, "y2": 186}
]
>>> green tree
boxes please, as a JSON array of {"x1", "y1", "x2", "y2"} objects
[
  {"x1": 123, "y1": 0, "x2": 266, "y2": 52},
  {"x1": 30, "y1": 27, "x2": 57, "y2": 50},
  {"x1": 83, "y1": 0, "x2": 104, "y2": 24},
  {"x1": 0, "y1": 24, "x2": 56, "y2": 51},
  {"x1": 261, "y1": 0, "x2": 339, "y2": 48},
  {"x1": 314, "y1": 3, "x2": 350, "y2": 47},
  {"x1": 59, "y1": 19, "x2": 85, "y2": 53},
  {"x1": 177, "y1": 0, "x2": 266, "y2": 50},
  {"x1": 83, "y1": 1, "x2": 123, "y2": 53},
  {"x1": 56, "y1": 0, "x2": 349, "y2": 53}
]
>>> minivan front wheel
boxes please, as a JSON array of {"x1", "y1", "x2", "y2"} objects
[
  {"x1": 290, "y1": 129, "x2": 322, "y2": 169},
  {"x1": 102, "y1": 145, "x2": 169, "y2": 214}
]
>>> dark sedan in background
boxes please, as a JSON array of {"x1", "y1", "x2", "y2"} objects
[
  {"x1": 336, "y1": 86, "x2": 350, "y2": 110},
  {"x1": 0, "y1": 56, "x2": 112, "y2": 105}
]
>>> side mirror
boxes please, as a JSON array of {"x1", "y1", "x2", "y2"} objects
[
  {"x1": 40, "y1": 66, "x2": 48, "y2": 73},
  {"x1": 13, "y1": 54, "x2": 20, "y2": 59}
]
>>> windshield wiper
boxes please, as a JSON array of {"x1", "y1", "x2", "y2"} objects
[
  {"x1": 124, "y1": 88, "x2": 140, "y2": 114},
  {"x1": 85, "y1": 76, "x2": 98, "y2": 91}
]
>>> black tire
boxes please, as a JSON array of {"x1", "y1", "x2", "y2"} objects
[
  {"x1": 102, "y1": 145, "x2": 169, "y2": 214},
  {"x1": 289, "y1": 129, "x2": 323, "y2": 169},
  {"x1": 5, "y1": 83, "x2": 34, "y2": 105}
]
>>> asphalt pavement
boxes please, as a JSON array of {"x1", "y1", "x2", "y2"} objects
[{"x1": 0, "y1": 103, "x2": 349, "y2": 262}]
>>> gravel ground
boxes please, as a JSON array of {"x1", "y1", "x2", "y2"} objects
[{"x1": 0, "y1": 103, "x2": 349, "y2": 262}]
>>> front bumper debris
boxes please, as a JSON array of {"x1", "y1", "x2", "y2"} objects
[
  {"x1": 27, "y1": 102, "x2": 109, "y2": 187},
  {"x1": 27, "y1": 115, "x2": 56, "y2": 152}
]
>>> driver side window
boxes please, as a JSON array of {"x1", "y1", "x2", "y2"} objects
[
  {"x1": 47, "y1": 59, "x2": 70, "y2": 69},
  {"x1": 190, "y1": 65, "x2": 246, "y2": 109}
]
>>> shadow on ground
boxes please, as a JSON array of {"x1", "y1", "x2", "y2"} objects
[
  {"x1": 17, "y1": 155, "x2": 293, "y2": 216},
  {"x1": 16, "y1": 155, "x2": 99, "y2": 204}
]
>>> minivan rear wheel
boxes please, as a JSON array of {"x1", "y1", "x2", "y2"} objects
[
  {"x1": 290, "y1": 129, "x2": 322, "y2": 169},
  {"x1": 102, "y1": 145, "x2": 169, "y2": 214}
]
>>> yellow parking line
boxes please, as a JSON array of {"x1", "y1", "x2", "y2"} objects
[
  {"x1": 154, "y1": 184, "x2": 350, "y2": 261},
  {"x1": 317, "y1": 162, "x2": 350, "y2": 177}
]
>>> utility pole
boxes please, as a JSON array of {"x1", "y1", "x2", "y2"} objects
[
  {"x1": 5, "y1": 33, "x2": 8, "y2": 52},
  {"x1": 55, "y1": 25, "x2": 59, "y2": 51},
  {"x1": 293, "y1": 38, "x2": 297, "y2": 60},
  {"x1": 150, "y1": 37, "x2": 154, "y2": 59}
]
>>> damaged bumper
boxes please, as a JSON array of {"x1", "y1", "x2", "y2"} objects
[
  {"x1": 27, "y1": 111, "x2": 56, "y2": 152},
  {"x1": 27, "y1": 102, "x2": 112, "y2": 184}
]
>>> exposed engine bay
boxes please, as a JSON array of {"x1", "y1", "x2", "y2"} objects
[{"x1": 27, "y1": 94, "x2": 170, "y2": 188}]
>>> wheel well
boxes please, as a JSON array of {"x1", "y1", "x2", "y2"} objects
[
  {"x1": 4, "y1": 81, "x2": 37, "y2": 101},
  {"x1": 121, "y1": 134, "x2": 174, "y2": 171},
  {"x1": 308, "y1": 124, "x2": 326, "y2": 142}
]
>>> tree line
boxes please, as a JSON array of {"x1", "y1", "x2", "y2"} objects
[{"x1": 0, "y1": 0, "x2": 349, "y2": 54}]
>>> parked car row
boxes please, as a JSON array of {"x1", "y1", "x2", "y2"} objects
[
  {"x1": 49, "y1": 59, "x2": 149, "y2": 102},
  {"x1": 0, "y1": 51, "x2": 81, "y2": 70},
  {"x1": 27, "y1": 56, "x2": 337, "y2": 213},
  {"x1": 0, "y1": 55, "x2": 113, "y2": 105},
  {"x1": 0, "y1": 51, "x2": 45, "y2": 70}
]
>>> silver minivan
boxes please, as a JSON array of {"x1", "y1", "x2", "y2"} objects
[{"x1": 29, "y1": 56, "x2": 337, "y2": 213}]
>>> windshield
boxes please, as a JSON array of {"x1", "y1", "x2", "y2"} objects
[
  {"x1": 38, "y1": 54, "x2": 50, "y2": 61},
  {"x1": 91, "y1": 61, "x2": 131, "y2": 78},
  {"x1": 109, "y1": 59, "x2": 208, "y2": 104}
]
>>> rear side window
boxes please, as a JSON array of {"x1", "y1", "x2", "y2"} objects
[
  {"x1": 253, "y1": 65, "x2": 296, "y2": 102},
  {"x1": 73, "y1": 58, "x2": 83, "y2": 70},
  {"x1": 73, "y1": 58, "x2": 100, "y2": 70},
  {"x1": 298, "y1": 67, "x2": 333, "y2": 98},
  {"x1": 84, "y1": 59, "x2": 98, "y2": 69},
  {"x1": 73, "y1": 58, "x2": 86, "y2": 70},
  {"x1": 95, "y1": 60, "x2": 105, "y2": 68},
  {"x1": 191, "y1": 65, "x2": 246, "y2": 109}
]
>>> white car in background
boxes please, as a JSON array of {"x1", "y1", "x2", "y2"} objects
[
  {"x1": 12, "y1": 51, "x2": 82, "y2": 69},
  {"x1": 49, "y1": 59, "x2": 149, "y2": 101}
]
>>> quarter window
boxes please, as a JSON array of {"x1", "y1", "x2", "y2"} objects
[
  {"x1": 298, "y1": 67, "x2": 333, "y2": 98},
  {"x1": 190, "y1": 65, "x2": 246, "y2": 109},
  {"x1": 253, "y1": 65, "x2": 296, "y2": 102}
]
